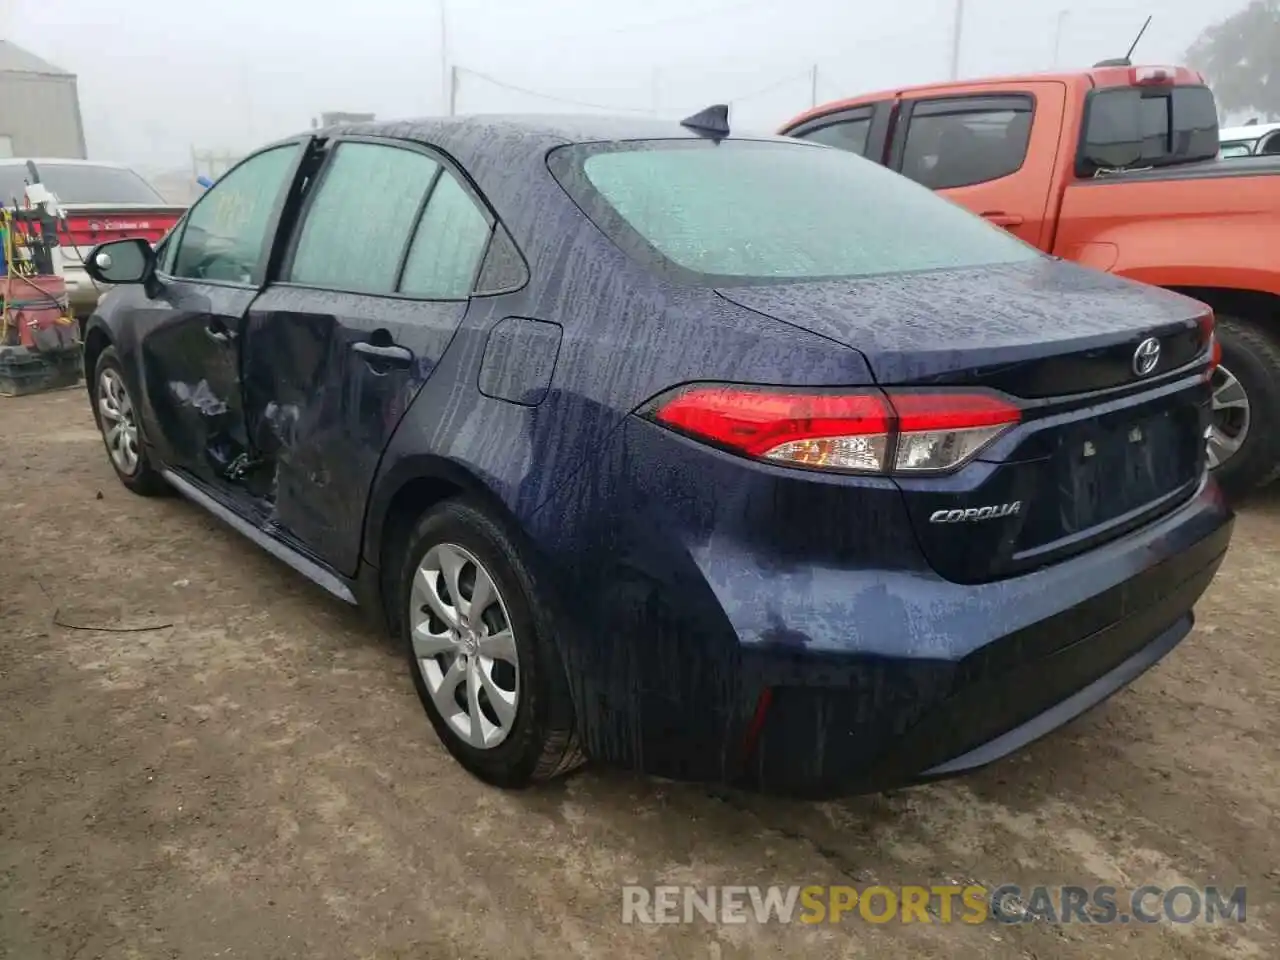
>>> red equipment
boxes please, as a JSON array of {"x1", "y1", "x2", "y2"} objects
[{"x1": 2, "y1": 207, "x2": 82, "y2": 397}]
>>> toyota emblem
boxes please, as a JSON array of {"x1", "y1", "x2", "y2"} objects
[{"x1": 1132, "y1": 337, "x2": 1161, "y2": 377}]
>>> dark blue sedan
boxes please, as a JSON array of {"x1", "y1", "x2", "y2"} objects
[{"x1": 80, "y1": 109, "x2": 1232, "y2": 796}]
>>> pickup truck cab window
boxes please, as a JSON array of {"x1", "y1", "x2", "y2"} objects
[
  {"x1": 898, "y1": 96, "x2": 1034, "y2": 190},
  {"x1": 781, "y1": 102, "x2": 895, "y2": 161},
  {"x1": 789, "y1": 108, "x2": 874, "y2": 155},
  {"x1": 1077, "y1": 84, "x2": 1218, "y2": 174}
]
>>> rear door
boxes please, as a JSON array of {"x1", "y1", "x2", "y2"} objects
[
  {"x1": 134, "y1": 141, "x2": 309, "y2": 491},
  {"x1": 784, "y1": 101, "x2": 896, "y2": 162},
  {"x1": 241, "y1": 136, "x2": 499, "y2": 575},
  {"x1": 888, "y1": 83, "x2": 1067, "y2": 249}
]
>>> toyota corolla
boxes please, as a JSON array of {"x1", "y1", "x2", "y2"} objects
[{"x1": 79, "y1": 108, "x2": 1232, "y2": 796}]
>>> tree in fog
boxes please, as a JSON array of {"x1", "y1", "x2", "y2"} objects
[{"x1": 1187, "y1": 0, "x2": 1280, "y2": 120}]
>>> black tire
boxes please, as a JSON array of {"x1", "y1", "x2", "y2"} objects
[
  {"x1": 395, "y1": 497, "x2": 584, "y2": 788},
  {"x1": 91, "y1": 347, "x2": 168, "y2": 496},
  {"x1": 1210, "y1": 315, "x2": 1280, "y2": 501}
]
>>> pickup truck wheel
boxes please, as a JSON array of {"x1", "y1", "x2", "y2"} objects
[{"x1": 1208, "y1": 315, "x2": 1280, "y2": 499}]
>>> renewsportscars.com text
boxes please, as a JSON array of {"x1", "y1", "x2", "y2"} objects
[{"x1": 621, "y1": 884, "x2": 1247, "y2": 926}]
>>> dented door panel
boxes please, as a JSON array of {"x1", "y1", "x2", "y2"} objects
[
  {"x1": 138, "y1": 281, "x2": 258, "y2": 489},
  {"x1": 240, "y1": 286, "x2": 467, "y2": 575}
]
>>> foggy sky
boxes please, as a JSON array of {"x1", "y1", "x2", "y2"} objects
[{"x1": 6, "y1": 0, "x2": 1248, "y2": 173}]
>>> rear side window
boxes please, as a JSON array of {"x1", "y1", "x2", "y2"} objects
[
  {"x1": 899, "y1": 97, "x2": 1033, "y2": 189},
  {"x1": 793, "y1": 117, "x2": 872, "y2": 156},
  {"x1": 288, "y1": 142, "x2": 440, "y2": 294},
  {"x1": 549, "y1": 138, "x2": 1040, "y2": 285},
  {"x1": 398, "y1": 174, "x2": 492, "y2": 298}
]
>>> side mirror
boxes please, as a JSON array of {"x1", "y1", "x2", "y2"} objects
[{"x1": 84, "y1": 237, "x2": 154, "y2": 285}]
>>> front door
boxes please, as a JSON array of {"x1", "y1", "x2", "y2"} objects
[
  {"x1": 888, "y1": 83, "x2": 1067, "y2": 250},
  {"x1": 240, "y1": 137, "x2": 498, "y2": 574},
  {"x1": 136, "y1": 142, "x2": 308, "y2": 491}
]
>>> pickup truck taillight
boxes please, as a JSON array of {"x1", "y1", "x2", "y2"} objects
[{"x1": 644, "y1": 384, "x2": 1021, "y2": 475}]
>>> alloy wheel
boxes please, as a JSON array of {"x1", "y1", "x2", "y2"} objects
[
  {"x1": 1207, "y1": 362, "x2": 1251, "y2": 470},
  {"x1": 409, "y1": 542, "x2": 520, "y2": 749},
  {"x1": 98, "y1": 368, "x2": 140, "y2": 475}
]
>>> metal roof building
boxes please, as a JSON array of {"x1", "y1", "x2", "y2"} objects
[{"x1": 0, "y1": 40, "x2": 87, "y2": 159}]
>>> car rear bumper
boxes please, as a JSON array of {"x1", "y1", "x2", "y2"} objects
[
  {"x1": 61, "y1": 263, "x2": 100, "y2": 317},
  {"x1": 540, "y1": 416, "x2": 1232, "y2": 794},
  {"x1": 738, "y1": 502, "x2": 1228, "y2": 796}
]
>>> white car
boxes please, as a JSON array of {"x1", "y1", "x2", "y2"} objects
[
  {"x1": 1219, "y1": 122, "x2": 1280, "y2": 158},
  {"x1": 0, "y1": 158, "x2": 185, "y2": 321}
]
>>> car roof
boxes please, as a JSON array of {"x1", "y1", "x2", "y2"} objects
[
  {"x1": 310, "y1": 113, "x2": 789, "y2": 150},
  {"x1": 0, "y1": 157, "x2": 135, "y2": 169},
  {"x1": 261, "y1": 113, "x2": 795, "y2": 253},
  {"x1": 1219, "y1": 122, "x2": 1280, "y2": 141}
]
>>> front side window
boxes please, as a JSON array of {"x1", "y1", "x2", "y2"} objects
[
  {"x1": 549, "y1": 138, "x2": 1040, "y2": 285},
  {"x1": 155, "y1": 228, "x2": 180, "y2": 274},
  {"x1": 172, "y1": 145, "x2": 300, "y2": 284},
  {"x1": 900, "y1": 97, "x2": 1033, "y2": 189},
  {"x1": 794, "y1": 116, "x2": 872, "y2": 156},
  {"x1": 288, "y1": 142, "x2": 441, "y2": 294}
]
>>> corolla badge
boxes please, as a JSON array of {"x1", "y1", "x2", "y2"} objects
[
  {"x1": 1132, "y1": 337, "x2": 1161, "y2": 377},
  {"x1": 929, "y1": 502, "x2": 1023, "y2": 523}
]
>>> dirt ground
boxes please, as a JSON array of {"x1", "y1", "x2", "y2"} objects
[{"x1": 1, "y1": 388, "x2": 1278, "y2": 960}]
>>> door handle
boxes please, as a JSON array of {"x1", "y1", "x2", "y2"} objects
[
  {"x1": 352, "y1": 340, "x2": 414, "y2": 365},
  {"x1": 980, "y1": 211, "x2": 1025, "y2": 227},
  {"x1": 204, "y1": 322, "x2": 235, "y2": 344}
]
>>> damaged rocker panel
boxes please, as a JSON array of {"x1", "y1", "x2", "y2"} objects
[{"x1": 161, "y1": 468, "x2": 357, "y2": 604}]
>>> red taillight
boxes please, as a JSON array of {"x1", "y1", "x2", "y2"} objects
[
  {"x1": 646, "y1": 384, "x2": 1021, "y2": 475},
  {"x1": 59, "y1": 215, "x2": 177, "y2": 248}
]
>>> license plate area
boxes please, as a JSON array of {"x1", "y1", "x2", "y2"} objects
[{"x1": 1052, "y1": 407, "x2": 1200, "y2": 536}]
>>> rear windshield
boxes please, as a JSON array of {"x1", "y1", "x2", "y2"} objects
[
  {"x1": 547, "y1": 139, "x2": 1040, "y2": 285},
  {"x1": 0, "y1": 163, "x2": 165, "y2": 205}
]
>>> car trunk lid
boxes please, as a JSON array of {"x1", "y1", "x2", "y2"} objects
[
  {"x1": 717, "y1": 259, "x2": 1214, "y2": 582},
  {"x1": 57, "y1": 202, "x2": 186, "y2": 249}
]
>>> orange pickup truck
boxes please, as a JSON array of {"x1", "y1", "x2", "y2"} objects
[{"x1": 781, "y1": 63, "x2": 1280, "y2": 498}]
